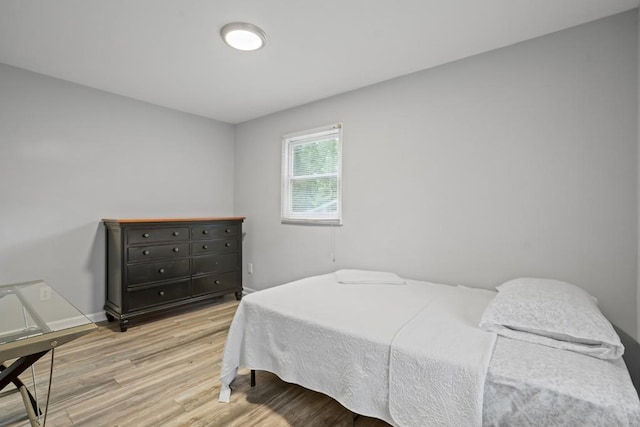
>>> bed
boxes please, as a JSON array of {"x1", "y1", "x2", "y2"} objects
[{"x1": 219, "y1": 270, "x2": 640, "y2": 426}]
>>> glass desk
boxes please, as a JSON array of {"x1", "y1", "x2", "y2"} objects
[{"x1": 0, "y1": 280, "x2": 97, "y2": 426}]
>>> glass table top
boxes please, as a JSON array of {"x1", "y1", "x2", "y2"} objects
[{"x1": 0, "y1": 280, "x2": 96, "y2": 361}]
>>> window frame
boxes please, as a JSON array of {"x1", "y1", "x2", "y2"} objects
[{"x1": 281, "y1": 123, "x2": 343, "y2": 226}]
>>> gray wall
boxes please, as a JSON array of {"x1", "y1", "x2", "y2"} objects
[
  {"x1": 235, "y1": 11, "x2": 639, "y2": 336},
  {"x1": 0, "y1": 63, "x2": 235, "y2": 319}
]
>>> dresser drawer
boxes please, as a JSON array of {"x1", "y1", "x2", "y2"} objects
[
  {"x1": 192, "y1": 253, "x2": 238, "y2": 275},
  {"x1": 127, "y1": 259, "x2": 190, "y2": 285},
  {"x1": 191, "y1": 238, "x2": 238, "y2": 255},
  {"x1": 127, "y1": 227, "x2": 189, "y2": 245},
  {"x1": 127, "y1": 279, "x2": 191, "y2": 311},
  {"x1": 192, "y1": 272, "x2": 240, "y2": 296},
  {"x1": 191, "y1": 224, "x2": 240, "y2": 240},
  {"x1": 128, "y1": 243, "x2": 189, "y2": 262}
]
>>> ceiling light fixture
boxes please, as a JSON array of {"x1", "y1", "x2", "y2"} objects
[{"x1": 220, "y1": 22, "x2": 266, "y2": 51}]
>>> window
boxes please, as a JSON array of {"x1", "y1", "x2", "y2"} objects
[{"x1": 281, "y1": 123, "x2": 342, "y2": 225}]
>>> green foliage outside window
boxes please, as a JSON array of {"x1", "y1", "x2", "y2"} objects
[{"x1": 291, "y1": 138, "x2": 339, "y2": 213}]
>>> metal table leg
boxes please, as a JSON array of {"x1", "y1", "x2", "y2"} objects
[{"x1": 0, "y1": 351, "x2": 49, "y2": 423}]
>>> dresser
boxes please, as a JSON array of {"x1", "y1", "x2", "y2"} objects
[{"x1": 103, "y1": 217, "x2": 244, "y2": 331}]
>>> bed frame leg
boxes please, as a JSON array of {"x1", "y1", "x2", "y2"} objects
[
  {"x1": 250, "y1": 369, "x2": 256, "y2": 387},
  {"x1": 352, "y1": 412, "x2": 360, "y2": 426}
]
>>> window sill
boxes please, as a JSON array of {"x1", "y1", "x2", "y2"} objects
[{"x1": 281, "y1": 219, "x2": 343, "y2": 226}]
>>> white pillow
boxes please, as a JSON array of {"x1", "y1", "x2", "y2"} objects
[
  {"x1": 335, "y1": 269, "x2": 406, "y2": 285},
  {"x1": 479, "y1": 278, "x2": 623, "y2": 359}
]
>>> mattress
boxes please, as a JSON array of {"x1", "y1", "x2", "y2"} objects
[{"x1": 219, "y1": 272, "x2": 640, "y2": 426}]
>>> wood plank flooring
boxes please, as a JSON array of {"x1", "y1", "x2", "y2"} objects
[{"x1": 0, "y1": 296, "x2": 390, "y2": 427}]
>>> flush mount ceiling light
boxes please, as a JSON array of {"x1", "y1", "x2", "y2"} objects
[{"x1": 220, "y1": 22, "x2": 266, "y2": 51}]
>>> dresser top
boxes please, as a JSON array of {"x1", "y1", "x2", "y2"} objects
[{"x1": 103, "y1": 217, "x2": 245, "y2": 224}]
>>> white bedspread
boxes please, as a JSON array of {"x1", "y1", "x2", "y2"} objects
[
  {"x1": 219, "y1": 272, "x2": 497, "y2": 426},
  {"x1": 484, "y1": 337, "x2": 640, "y2": 426},
  {"x1": 389, "y1": 285, "x2": 497, "y2": 426}
]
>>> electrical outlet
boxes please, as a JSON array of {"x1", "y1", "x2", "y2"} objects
[
  {"x1": 39, "y1": 286, "x2": 51, "y2": 301},
  {"x1": 248, "y1": 263, "x2": 253, "y2": 274}
]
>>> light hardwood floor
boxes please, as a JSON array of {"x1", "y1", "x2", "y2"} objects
[{"x1": 0, "y1": 296, "x2": 390, "y2": 427}]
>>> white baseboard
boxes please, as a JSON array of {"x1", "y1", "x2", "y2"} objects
[
  {"x1": 243, "y1": 287, "x2": 257, "y2": 294},
  {"x1": 87, "y1": 311, "x2": 108, "y2": 323}
]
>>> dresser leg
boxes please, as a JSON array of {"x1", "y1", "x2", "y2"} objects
[
  {"x1": 235, "y1": 291, "x2": 243, "y2": 301},
  {"x1": 119, "y1": 319, "x2": 129, "y2": 332},
  {"x1": 105, "y1": 313, "x2": 115, "y2": 322}
]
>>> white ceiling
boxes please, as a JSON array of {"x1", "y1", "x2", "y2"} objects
[{"x1": 0, "y1": 0, "x2": 638, "y2": 124}]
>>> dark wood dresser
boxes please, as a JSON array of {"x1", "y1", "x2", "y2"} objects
[{"x1": 103, "y1": 217, "x2": 245, "y2": 331}]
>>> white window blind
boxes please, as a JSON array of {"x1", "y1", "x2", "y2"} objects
[{"x1": 281, "y1": 123, "x2": 342, "y2": 225}]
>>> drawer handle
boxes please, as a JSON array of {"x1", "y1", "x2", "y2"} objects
[
  {"x1": 158, "y1": 268, "x2": 165, "y2": 274},
  {"x1": 143, "y1": 250, "x2": 150, "y2": 255},
  {"x1": 173, "y1": 247, "x2": 180, "y2": 252},
  {"x1": 225, "y1": 229, "x2": 231, "y2": 233},
  {"x1": 225, "y1": 242, "x2": 232, "y2": 247},
  {"x1": 142, "y1": 233, "x2": 150, "y2": 238},
  {"x1": 202, "y1": 230, "x2": 209, "y2": 235},
  {"x1": 172, "y1": 231, "x2": 180, "y2": 236},
  {"x1": 202, "y1": 245, "x2": 208, "y2": 249},
  {"x1": 158, "y1": 291, "x2": 165, "y2": 296},
  {"x1": 214, "y1": 280, "x2": 221, "y2": 285}
]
